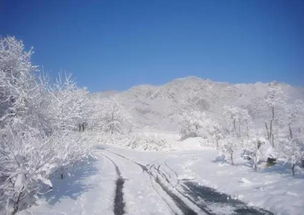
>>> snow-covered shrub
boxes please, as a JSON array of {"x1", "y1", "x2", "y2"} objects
[
  {"x1": 179, "y1": 110, "x2": 226, "y2": 149},
  {"x1": 242, "y1": 133, "x2": 266, "y2": 171},
  {"x1": 179, "y1": 111, "x2": 206, "y2": 140},
  {"x1": 219, "y1": 136, "x2": 239, "y2": 165},
  {"x1": 0, "y1": 128, "x2": 54, "y2": 214},
  {"x1": 0, "y1": 129, "x2": 91, "y2": 214},
  {"x1": 89, "y1": 98, "x2": 133, "y2": 135},
  {"x1": 126, "y1": 134, "x2": 170, "y2": 151}
]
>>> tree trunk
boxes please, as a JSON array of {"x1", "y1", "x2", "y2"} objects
[
  {"x1": 253, "y1": 162, "x2": 257, "y2": 171},
  {"x1": 265, "y1": 122, "x2": 270, "y2": 140},
  {"x1": 60, "y1": 167, "x2": 64, "y2": 179},
  {"x1": 230, "y1": 152, "x2": 234, "y2": 165},
  {"x1": 12, "y1": 190, "x2": 23, "y2": 215},
  {"x1": 270, "y1": 106, "x2": 275, "y2": 147},
  {"x1": 253, "y1": 154, "x2": 258, "y2": 171},
  {"x1": 289, "y1": 124, "x2": 293, "y2": 140},
  {"x1": 292, "y1": 163, "x2": 296, "y2": 176}
]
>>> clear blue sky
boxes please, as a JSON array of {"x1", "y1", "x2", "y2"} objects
[{"x1": 1, "y1": 0, "x2": 303, "y2": 91}]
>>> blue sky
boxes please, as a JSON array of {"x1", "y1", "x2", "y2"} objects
[{"x1": 1, "y1": 0, "x2": 303, "y2": 91}]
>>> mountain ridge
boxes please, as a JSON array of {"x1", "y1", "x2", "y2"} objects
[{"x1": 91, "y1": 76, "x2": 304, "y2": 131}]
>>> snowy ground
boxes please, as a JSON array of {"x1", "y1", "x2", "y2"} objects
[{"x1": 21, "y1": 133, "x2": 304, "y2": 215}]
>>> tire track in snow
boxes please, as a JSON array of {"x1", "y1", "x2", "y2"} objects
[
  {"x1": 104, "y1": 150, "x2": 204, "y2": 215},
  {"x1": 152, "y1": 165, "x2": 214, "y2": 215},
  {"x1": 153, "y1": 162, "x2": 273, "y2": 215},
  {"x1": 100, "y1": 154, "x2": 125, "y2": 215},
  {"x1": 180, "y1": 180, "x2": 273, "y2": 215},
  {"x1": 148, "y1": 175, "x2": 179, "y2": 215},
  {"x1": 99, "y1": 148, "x2": 273, "y2": 215}
]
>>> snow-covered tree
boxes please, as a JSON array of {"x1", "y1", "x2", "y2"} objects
[
  {"x1": 89, "y1": 98, "x2": 132, "y2": 135},
  {"x1": 0, "y1": 37, "x2": 92, "y2": 214},
  {"x1": 0, "y1": 37, "x2": 50, "y2": 134},
  {"x1": 0, "y1": 128, "x2": 54, "y2": 214},
  {"x1": 264, "y1": 83, "x2": 287, "y2": 147},
  {"x1": 220, "y1": 136, "x2": 239, "y2": 165},
  {"x1": 179, "y1": 111, "x2": 206, "y2": 140},
  {"x1": 46, "y1": 74, "x2": 90, "y2": 133},
  {"x1": 242, "y1": 130, "x2": 267, "y2": 171},
  {"x1": 275, "y1": 100, "x2": 304, "y2": 175},
  {"x1": 218, "y1": 106, "x2": 251, "y2": 165},
  {"x1": 222, "y1": 106, "x2": 250, "y2": 138},
  {"x1": 279, "y1": 137, "x2": 304, "y2": 176},
  {"x1": 286, "y1": 100, "x2": 304, "y2": 140},
  {"x1": 205, "y1": 120, "x2": 223, "y2": 149}
]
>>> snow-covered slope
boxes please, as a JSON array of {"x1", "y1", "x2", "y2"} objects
[{"x1": 91, "y1": 77, "x2": 304, "y2": 131}]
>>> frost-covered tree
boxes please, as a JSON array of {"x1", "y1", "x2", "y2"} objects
[
  {"x1": 179, "y1": 111, "x2": 206, "y2": 140},
  {"x1": 89, "y1": 98, "x2": 132, "y2": 135},
  {"x1": 286, "y1": 100, "x2": 304, "y2": 140},
  {"x1": 219, "y1": 106, "x2": 251, "y2": 165},
  {"x1": 46, "y1": 74, "x2": 90, "y2": 133},
  {"x1": 0, "y1": 37, "x2": 49, "y2": 134},
  {"x1": 264, "y1": 83, "x2": 287, "y2": 147},
  {"x1": 275, "y1": 100, "x2": 304, "y2": 175},
  {"x1": 0, "y1": 37, "x2": 92, "y2": 214},
  {"x1": 205, "y1": 120, "x2": 223, "y2": 149},
  {"x1": 279, "y1": 137, "x2": 304, "y2": 176},
  {"x1": 242, "y1": 130, "x2": 266, "y2": 171},
  {"x1": 222, "y1": 106, "x2": 250, "y2": 138}
]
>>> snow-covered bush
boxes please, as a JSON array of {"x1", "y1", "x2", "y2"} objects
[
  {"x1": 219, "y1": 136, "x2": 239, "y2": 165},
  {"x1": 0, "y1": 129, "x2": 91, "y2": 214},
  {"x1": 89, "y1": 98, "x2": 132, "y2": 135},
  {"x1": 126, "y1": 134, "x2": 170, "y2": 151},
  {"x1": 242, "y1": 131, "x2": 266, "y2": 171},
  {"x1": 179, "y1": 111, "x2": 206, "y2": 140},
  {"x1": 0, "y1": 128, "x2": 53, "y2": 214}
]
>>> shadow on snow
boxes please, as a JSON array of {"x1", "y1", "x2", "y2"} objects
[
  {"x1": 181, "y1": 179, "x2": 273, "y2": 215},
  {"x1": 42, "y1": 159, "x2": 98, "y2": 205}
]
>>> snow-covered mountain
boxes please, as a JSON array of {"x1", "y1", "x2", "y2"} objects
[{"x1": 91, "y1": 77, "x2": 304, "y2": 131}]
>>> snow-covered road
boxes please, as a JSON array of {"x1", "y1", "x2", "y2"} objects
[{"x1": 21, "y1": 145, "x2": 276, "y2": 215}]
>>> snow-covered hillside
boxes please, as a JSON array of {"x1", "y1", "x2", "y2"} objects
[{"x1": 91, "y1": 77, "x2": 304, "y2": 131}]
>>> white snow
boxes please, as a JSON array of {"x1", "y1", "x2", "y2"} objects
[{"x1": 21, "y1": 134, "x2": 304, "y2": 215}]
